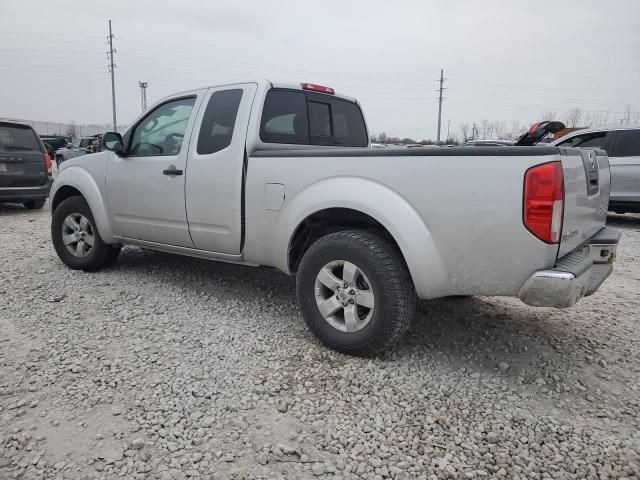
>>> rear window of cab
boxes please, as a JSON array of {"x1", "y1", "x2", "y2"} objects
[{"x1": 260, "y1": 89, "x2": 368, "y2": 147}]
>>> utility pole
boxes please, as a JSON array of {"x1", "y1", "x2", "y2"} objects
[
  {"x1": 108, "y1": 20, "x2": 117, "y2": 132},
  {"x1": 436, "y1": 69, "x2": 445, "y2": 144},
  {"x1": 446, "y1": 120, "x2": 450, "y2": 143},
  {"x1": 139, "y1": 81, "x2": 148, "y2": 112}
]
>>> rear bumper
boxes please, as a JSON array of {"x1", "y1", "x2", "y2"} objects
[
  {"x1": 519, "y1": 227, "x2": 620, "y2": 308},
  {"x1": 0, "y1": 177, "x2": 53, "y2": 202}
]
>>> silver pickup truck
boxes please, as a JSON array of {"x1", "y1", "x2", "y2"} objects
[{"x1": 49, "y1": 80, "x2": 619, "y2": 355}]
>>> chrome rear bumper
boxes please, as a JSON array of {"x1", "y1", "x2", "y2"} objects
[{"x1": 519, "y1": 227, "x2": 619, "y2": 308}]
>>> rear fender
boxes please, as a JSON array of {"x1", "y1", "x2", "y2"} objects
[
  {"x1": 51, "y1": 166, "x2": 116, "y2": 243},
  {"x1": 275, "y1": 177, "x2": 449, "y2": 299}
]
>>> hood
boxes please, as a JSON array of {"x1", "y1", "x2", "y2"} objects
[{"x1": 58, "y1": 151, "x2": 108, "y2": 172}]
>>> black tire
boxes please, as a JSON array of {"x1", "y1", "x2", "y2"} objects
[
  {"x1": 23, "y1": 198, "x2": 46, "y2": 210},
  {"x1": 51, "y1": 196, "x2": 121, "y2": 271},
  {"x1": 296, "y1": 230, "x2": 415, "y2": 356}
]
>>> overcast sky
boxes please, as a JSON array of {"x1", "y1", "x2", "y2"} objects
[{"x1": 1, "y1": 0, "x2": 639, "y2": 140}]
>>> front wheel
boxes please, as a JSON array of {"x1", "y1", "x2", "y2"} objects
[
  {"x1": 296, "y1": 230, "x2": 415, "y2": 356},
  {"x1": 51, "y1": 196, "x2": 121, "y2": 271}
]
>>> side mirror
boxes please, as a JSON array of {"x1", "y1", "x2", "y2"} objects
[{"x1": 103, "y1": 132, "x2": 125, "y2": 155}]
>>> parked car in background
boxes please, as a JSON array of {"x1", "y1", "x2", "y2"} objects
[
  {"x1": 462, "y1": 139, "x2": 515, "y2": 147},
  {"x1": 49, "y1": 80, "x2": 619, "y2": 355},
  {"x1": 551, "y1": 126, "x2": 640, "y2": 213},
  {"x1": 40, "y1": 135, "x2": 71, "y2": 163},
  {"x1": 55, "y1": 137, "x2": 93, "y2": 165},
  {"x1": 0, "y1": 120, "x2": 53, "y2": 209}
]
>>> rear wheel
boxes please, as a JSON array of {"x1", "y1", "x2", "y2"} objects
[
  {"x1": 296, "y1": 230, "x2": 415, "y2": 356},
  {"x1": 23, "y1": 198, "x2": 46, "y2": 210},
  {"x1": 51, "y1": 196, "x2": 120, "y2": 271}
]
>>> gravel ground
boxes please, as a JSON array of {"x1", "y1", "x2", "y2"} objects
[{"x1": 1, "y1": 203, "x2": 639, "y2": 480}]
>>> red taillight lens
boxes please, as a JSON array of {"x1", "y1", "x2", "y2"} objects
[
  {"x1": 523, "y1": 161, "x2": 564, "y2": 244},
  {"x1": 44, "y1": 153, "x2": 53, "y2": 174},
  {"x1": 301, "y1": 83, "x2": 335, "y2": 95}
]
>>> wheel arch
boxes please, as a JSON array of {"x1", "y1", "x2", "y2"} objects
[
  {"x1": 50, "y1": 167, "x2": 116, "y2": 243},
  {"x1": 277, "y1": 177, "x2": 449, "y2": 299}
]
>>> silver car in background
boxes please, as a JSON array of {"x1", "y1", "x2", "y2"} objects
[
  {"x1": 552, "y1": 126, "x2": 640, "y2": 213},
  {"x1": 55, "y1": 137, "x2": 93, "y2": 165}
]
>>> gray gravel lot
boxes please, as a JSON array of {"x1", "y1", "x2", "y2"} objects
[{"x1": 1, "y1": 203, "x2": 639, "y2": 480}]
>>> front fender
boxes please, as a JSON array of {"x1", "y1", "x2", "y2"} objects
[
  {"x1": 274, "y1": 177, "x2": 449, "y2": 299},
  {"x1": 51, "y1": 166, "x2": 116, "y2": 243}
]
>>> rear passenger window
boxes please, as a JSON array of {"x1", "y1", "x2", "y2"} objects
[
  {"x1": 197, "y1": 89, "x2": 243, "y2": 155},
  {"x1": 261, "y1": 90, "x2": 309, "y2": 144},
  {"x1": 260, "y1": 89, "x2": 368, "y2": 147},
  {"x1": 0, "y1": 124, "x2": 41, "y2": 153},
  {"x1": 309, "y1": 101, "x2": 331, "y2": 138},
  {"x1": 613, "y1": 130, "x2": 640, "y2": 157}
]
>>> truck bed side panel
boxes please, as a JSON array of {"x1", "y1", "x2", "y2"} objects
[{"x1": 244, "y1": 148, "x2": 562, "y2": 298}]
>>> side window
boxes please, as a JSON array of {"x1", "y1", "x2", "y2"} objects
[
  {"x1": 80, "y1": 139, "x2": 91, "y2": 148},
  {"x1": 613, "y1": 130, "x2": 640, "y2": 157},
  {"x1": 70, "y1": 139, "x2": 81, "y2": 149},
  {"x1": 129, "y1": 97, "x2": 196, "y2": 157},
  {"x1": 197, "y1": 89, "x2": 243, "y2": 155},
  {"x1": 260, "y1": 90, "x2": 309, "y2": 144},
  {"x1": 559, "y1": 132, "x2": 609, "y2": 151}
]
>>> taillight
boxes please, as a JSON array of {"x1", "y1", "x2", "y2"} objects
[
  {"x1": 523, "y1": 161, "x2": 564, "y2": 244},
  {"x1": 301, "y1": 83, "x2": 335, "y2": 95},
  {"x1": 44, "y1": 153, "x2": 53, "y2": 174}
]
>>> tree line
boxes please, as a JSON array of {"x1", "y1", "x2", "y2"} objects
[{"x1": 372, "y1": 106, "x2": 640, "y2": 145}]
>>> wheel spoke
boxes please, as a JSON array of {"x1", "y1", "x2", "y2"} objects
[
  {"x1": 317, "y1": 267, "x2": 341, "y2": 291},
  {"x1": 75, "y1": 241, "x2": 85, "y2": 257},
  {"x1": 64, "y1": 216, "x2": 79, "y2": 231},
  {"x1": 79, "y1": 216, "x2": 89, "y2": 231},
  {"x1": 355, "y1": 289, "x2": 375, "y2": 309},
  {"x1": 317, "y1": 295, "x2": 342, "y2": 319},
  {"x1": 84, "y1": 233, "x2": 95, "y2": 247},
  {"x1": 62, "y1": 233, "x2": 76, "y2": 246},
  {"x1": 344, "y1": 305, "x2": 358, "y2": 332},
  {"x1": 343, "y1": 261, "x2": 358, "y2": 284}
]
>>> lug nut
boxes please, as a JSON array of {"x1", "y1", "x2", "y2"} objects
[
  {"x1": 343, "y1": 283, "x2": 348, "y2": 288},
  {"x1": 349, "y1": 290, "x2": 355, "y2": 295},
  {"x1": 349, "y1": 299, "x2": 355, "y2": 304}
]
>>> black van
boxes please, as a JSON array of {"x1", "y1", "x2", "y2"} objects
[{"x1": 0, "y1": 121, "x2": 53, "y2": 209}]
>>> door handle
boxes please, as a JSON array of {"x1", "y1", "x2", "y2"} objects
[{"x1": 163, "y1": 167, "x2": 183, "y2": 176}]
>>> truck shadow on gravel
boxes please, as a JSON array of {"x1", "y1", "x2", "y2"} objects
[{"x1": 113, "y1": 248, "x2": 580, "y2": 381}]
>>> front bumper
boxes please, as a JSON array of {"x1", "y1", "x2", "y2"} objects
[
  {"x1": 519, "y1": 227, "x2": 620, "y2": 308},
  {"x1": 0, "y1": 177, "x2": 53, "y2": 202}
]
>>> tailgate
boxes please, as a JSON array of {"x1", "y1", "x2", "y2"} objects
[
  {"x1": 0, "y1": 123, "x2": 47, "y2": 188},
  {"x1": 557, "y1": 147, "x2": 610, "y2": 257}
]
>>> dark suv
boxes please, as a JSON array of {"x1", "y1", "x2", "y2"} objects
[{"x1": 0, "y1": 121, "x2": 53, "y2": 209}]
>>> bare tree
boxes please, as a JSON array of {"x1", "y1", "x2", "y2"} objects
[
  {"x1": 493, "y1": 121, "x2": 506, "y2": 139},
  {"x1": 563, "y1": 108, "x2": 584, "y2": 128},
  {"x1": 541, "y1": 110, "x2": 557, "y2": 121},
  {"x1": 480, "y1": 119, "x2": 490, "y2": 139},
  {"x1": 66, "y1": 122, "x2": 78, "y2": 139},
  {"x1": 459, "y1": 123, "x2": 471, "y2": 142},
  {"x1": 585, "y1": 111, "x2": 610, "y2": 128}
]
